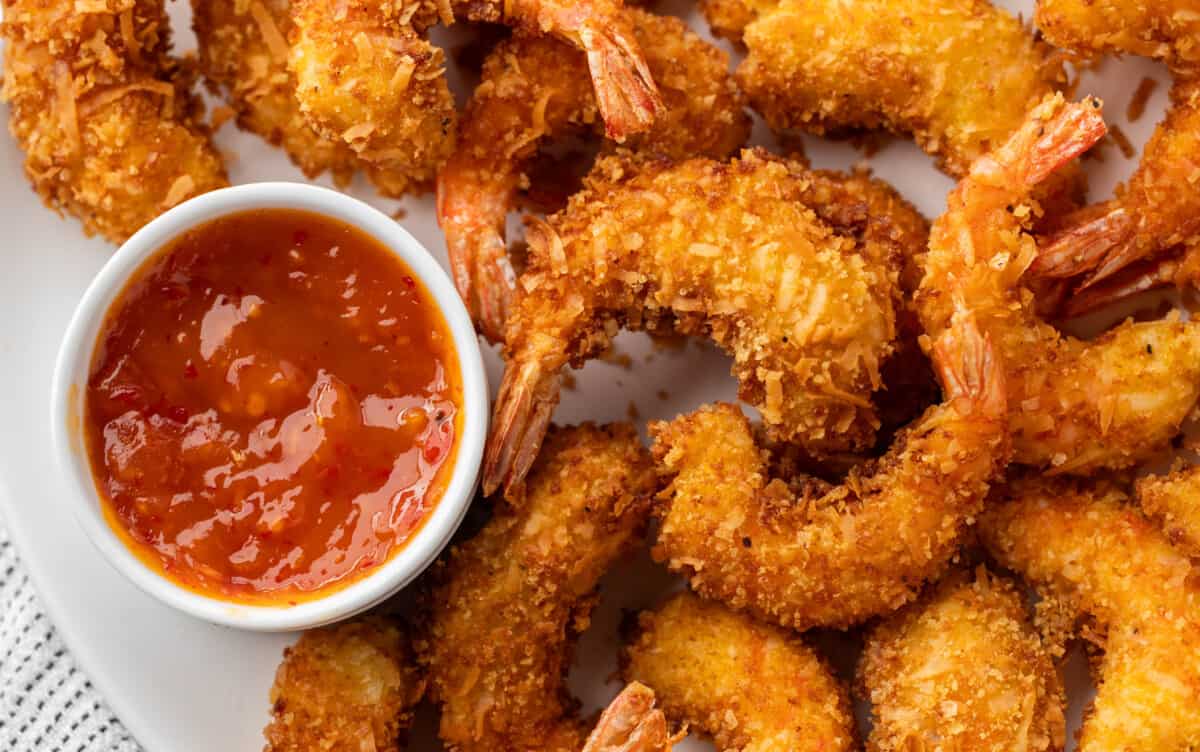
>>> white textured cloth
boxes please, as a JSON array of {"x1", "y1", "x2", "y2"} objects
[{"x1": 0, "y1": 525, "x2": 140, "y2": 752}]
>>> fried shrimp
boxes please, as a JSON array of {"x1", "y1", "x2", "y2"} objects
[
  {"x1": 647, "y1": 305, "x2": 1008, "y2": 631},
  {"x1": 484, "y1": 150, "x2": 908, "y2": 497},
  {"x1": 192, "y1": 0, "x2": 359, "y2": 187},
  {"x1": 1036, "y1": 0, "x2": 1200, "y2": 72},
  {"x1": 699, "y1": 0, "x2": 1066, "y2": 177},
  {"x1": 917, "y1": 94, "x2": 1200, "y2": 474},
  {"x1": 420, "y1": 423, "x2": 657, "y2": 752},
  {"x1": 1134, "y1": 465, "x2": 1200, "y2": 558},
  {"x1": 1031, "y1": 81, "x2": 1200, "y2": 290},
  {"x1": 437, "y1": 8, "x2": 750, "y2": 341},
  {"x1": 979, "y1": 476, "x2": 1200, "y2": 752},
  {"x1": 2, "y1": 0, "x2": 227, "y2": 242},
  {"x1": 263, "y1": 615, "x2": 425, "y2": 752},
  {"x1": 859, "y1": 567, "x2": 1067, "y2": 752},
  {"x1": 622, "y1": 592, "x2": 856, "y2": 752}
]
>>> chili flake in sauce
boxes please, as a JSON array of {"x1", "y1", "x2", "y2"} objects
[{"x1": 85, "y1": 208, "x2": 461, "y2": 604}]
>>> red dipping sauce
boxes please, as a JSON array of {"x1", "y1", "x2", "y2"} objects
[{"x1": 84, "y1": 208, "x2": 461, "y2": 604}]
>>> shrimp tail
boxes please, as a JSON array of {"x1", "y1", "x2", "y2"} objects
[
  {"x1": 1018, "y1": 96, "x2": 1107, "y2": 189},
  {"x1": 483, "y1": 358, "x2": 561, "y2": 498},
  {"x1": 582, "y1": 682, "x2": 677, "y2": 752},
  {"x1": 932, "y1": 304, "x2": 1005, "y2": 419},
  {"x1": 579, "y1": 23, "x2": 664, "y2": 141},
  {"x1": 1062, "y1": 255, "x2": 1181, "y2": 318},
  {"x1": 1029, "y1": 205, "x2": 1134, "y2": 280}
]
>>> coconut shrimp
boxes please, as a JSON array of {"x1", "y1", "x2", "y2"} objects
[
  {"x1": 917, "y1": 94, "x2": 1200, "y2": 474},
  {"x1": 622, "y1": 592, "x2": 856, "y2": 752},
  {"x1": 420, "y1": 423, "x2": 657, "y2": 752},
  {"x1": 979, "y1": 476, "x2": 1200, "y2": 752},
  {"x1": 484, "y1": 150, "x2": 912, "y2": 497},
  {"x1": 1032, "y1": 80, "x2": 1200, "y2": 290},
  {"x1": 263, "y1": 615, "x2": 425, "y2": 752},
  {"x1": 1036, "y1": 0, "x2": 1200, "y2": 72},
  {"x1": 437, "y1": 7, "x2": 750, "y2": 341},
  {"x1": 859, "y1": 567, "x2": 1067, "y2": 752},
  {"x1": 698, "y1": 0, "x2": 1068, "y2": 178},
  {"x1": 1135, "y1": 464, "x2": 1200, "y2": 559},
  {"x1": 2, "y1": 0, "x2": 227, "y2": 242},
  {"x1": 648, "y1": 305, "x2": 1008, "y2": 631}
]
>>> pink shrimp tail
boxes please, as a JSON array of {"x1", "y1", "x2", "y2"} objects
[
  {"x1": 582, "y1": 682, "x2": 676, "y2": 752},
  {"x1": 1018, "y1": 97, "x2": 1107, "y2": 189},
  {"x1": 1030, "y1": 204, "x2": 1134, "y2": 280},
  {"x1": 1063, "y1": 256, "x2": 1182, "y2": 318},
  {"x1": 483, "y1": 358, "x2": 561, "y2": 499},
  {"x1": 579, "y1": 23, "x2": 663, "y2": 141},
  {"x1": 932, "y1": 304, "x2": 1005, "y2": 420}
]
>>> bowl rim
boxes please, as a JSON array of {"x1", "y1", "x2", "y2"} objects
[{"x1": 50, "y1": 182, "x2": 488, "y2": 632}]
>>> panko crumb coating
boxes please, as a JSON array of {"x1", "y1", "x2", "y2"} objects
[
  {"x1": 1136, "y1": 464, "x2": 1200, "y2": 559},
  {"x1": 980, "y1": 476, "x2": 1200, "y2": 752},
  {"x1": 860, "y1": 568, "x2": 1066, "y2": 752},
  {"x1": 263, "y1": 615, "x2": 424, "y2": 752},
  {"x1": 2, "y1": 0, "x2": 227, "y2": 242},
  {"x1": 420, "y1": 423, "x2": 656, "y2": 752},
  {"x1": 1037, "y1": 0, "x2": 1200, "y2": 72},
  {"x1": 702, "y1": 0, "x2": 1067, "y2": 176},
  {"x1": 623, "y1": 592, "x2": 856, "y2": 752},
  {"x1": 485, "y1": 149, "x2": 905, "y2": 496}
]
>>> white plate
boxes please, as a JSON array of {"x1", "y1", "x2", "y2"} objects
[{"x1": 0, "y1": 0, "x2": 1173, "y2": 749}]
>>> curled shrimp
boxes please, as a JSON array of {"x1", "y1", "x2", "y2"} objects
[
  {"x1": 483, "y1": 150, "x2": 912, "y2": 497},
  {"x1": 622, "y1": 592, "x2": 856, "y2": 751},
  {"x1": 1036, "y1": 0, "x2": 1200, "y2": 73},
  {"x1": 421, "y1": 423, "x2": 657, "y2": 751},
  {"x1": 698, "y1": 0, "x2": 1068, "y2": 178},
  {"x1": 1031, "y1": 80, "x2": 1200, "y2": 289},
  {"x1": 2, "y1": 0, "x2": 227, "y2": 242},
  {"x1": 980, "y1": 476, "x2": 1200, "y2": 752},
  {"x1": 437, "y1": 7, "x2": 750, "y2": 341},
  {"x1": 859, "y1": 567, "x2": 1066, "y2": 752},
  {"x1": 582, "y1": 682, "x2": 678, "y2": 752},
  {"x1": 917, "y1": 94, "x2": 1200, "y2": 474},
  {"x1": 647, "y1": 305, "x2": 1008, "y2": 630}
]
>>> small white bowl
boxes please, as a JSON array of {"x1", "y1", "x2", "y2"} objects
[{"x1": 51, "y1": 183, "x2": 488, "y2": 632}]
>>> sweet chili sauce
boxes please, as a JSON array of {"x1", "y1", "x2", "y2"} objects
[{"x1": 84, "y1": 208, "x2": 461, "y2": 604}]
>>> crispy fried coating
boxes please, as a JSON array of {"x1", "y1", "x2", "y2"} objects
[
  {"x1": 979, "y1": 476, "x2": 1200, "y2": 752},
  {"x1": 701, "y1": 0, "x2": 1065, "y2": 176},
  {"x1": 2, "y1": 0, "x2": 227, "y2": 242},
  {"x1": 860, "y1": 568, "x2": 1066, "y2": 752},
  {"x1": 623, "y1": 592, "x2": 856, "y2": 752},
  {"x1": 1135, "y1": 465, "x2": 1200, "y2": 558},
  {"x1": 484, "y1": 150, "x2": 907, "y2": 496},
  {"x1": 192, "y1": 0, "x2": 359, "y2": 186},
  {"x1": 288, "y1": 0, "x2": 456, "y2": 195},
  {"x1": 646, "y1": 304, "x2": 1008, "y2": 631},
  {"x1": 421, "y1": 423, "x2": 656, "y2": 752},
  {"x1": 917, "y1": 94, "x2": 1200, "y2": 474},
  {"x1": 263, "y1": 615, "x2": 424, "y2": 752},
  {"x1": 438, "y1": 6, "x2": 750, "y2": 341},
  {"x1": 1037, "y1": 0, "x2": 1200, "y2": 72}
]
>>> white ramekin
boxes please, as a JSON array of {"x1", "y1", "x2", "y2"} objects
[{"x1": 50, "y1": 183, "x2": 488, "y2": 632}]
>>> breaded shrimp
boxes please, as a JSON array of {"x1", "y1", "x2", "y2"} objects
[
  {"x1": 2, "y1": 0, "x2": 227, "y2": 242},
  {"x1": 437, "y1": 7, "x2": 750, "y2": 341},
  {"x1": 192, "y1": 0, "x2": 359, "y2": 187},
  {"x1": 263, "y1": 615, "x2": 425, "y2": 752},
  {"x1": 1135, "y1": 464, "x2": 1200, "y2": 558},
  {"x1": 647, "y1": 306, "x2": 1009, "y2": 631},
  {"x1": 916, "y1": 94, "x2": 1200, "y2": 474},
  {"x1": 699, "y1": 0, "x2": 1067, "y2": 177},
  {"x1": 859, "y1": 567, "x2": 1067, "y2": 752},
  {"x1": 420, "y1": 423, "x2": 657, "y2": 752},
  {"x1": 979, "y1": 476, "x2": 1200, "y2": 752},
  {"x1": 623, "y1": 592, "x2": 856, "y2": 752},
  {"x1": 288, "y1": 0, "x2": 457, "y2": 195},
  {"x1": 484, "y1": 150, "x2": 907, "y2": 497},
  {"x1": 1032, "y1": 80, "x2": 1200, "y2": 289},
  {"x1": 1037, "y1": 0, "x2": 1200, "y2": 72}
]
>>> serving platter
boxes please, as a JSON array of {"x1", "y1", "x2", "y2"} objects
[{"x1": 0, "y1": 0, "x2": 1173, "y2": 748}]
